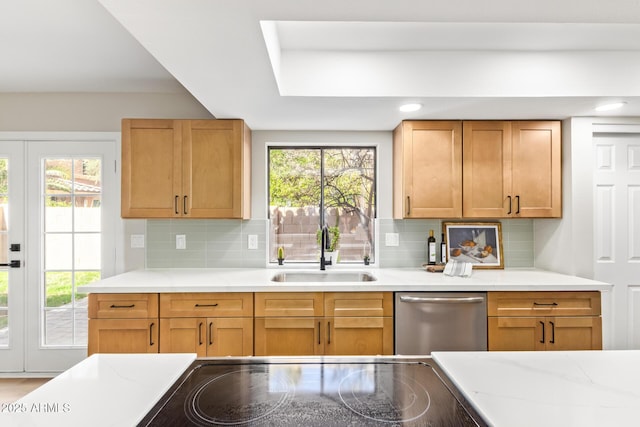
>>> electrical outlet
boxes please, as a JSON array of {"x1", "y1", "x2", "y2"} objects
[
  {"x1": 248, "y1": 234, "x2": 258, "y2": 250},
  {"x1": 176, "y1": 234, "x2": 186, "y2": 250},
  {"x1": 130, "y1": 234, "x2": 145, "y2": 249},
  {"x1": 385, "y1": 233, "x2": 399, "y2": 247}
]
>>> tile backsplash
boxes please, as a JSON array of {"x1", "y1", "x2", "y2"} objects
[{"x1": 146, "y1": 218, "x2": 533, "y2": 268}]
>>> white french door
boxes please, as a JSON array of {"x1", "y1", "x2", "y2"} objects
[
  {"x1": 26, "y1": 139, "x2": 117, "y2": 372},
  {"x1": 0, "y1": 142, "x2": 26, "y2": 372},
  {"x1": 0, "y1": 133, "x2": 118, "y2": 373}
]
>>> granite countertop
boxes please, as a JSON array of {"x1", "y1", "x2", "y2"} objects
[
  {"x1": 432, "y1": 350, "x2": 640, "y2": 427},
  {"x1": 81, "y1": 267, "x2": 611, "y2": 293}
]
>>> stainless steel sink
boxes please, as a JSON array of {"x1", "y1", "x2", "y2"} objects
[{"x1": 271, "y1": 272, "x2": 377, "y2": 283}]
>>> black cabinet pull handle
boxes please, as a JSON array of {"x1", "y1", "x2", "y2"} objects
[
  {"x1": 198, "y1": 322, "x2": 203, "y2": 345},
  {"x1": 533, "y1": 302, "x2": 558, "y2": 307},
  {"x1": 406, "y1": 196, "x2": 411, "y2": 216},
  {"x1": 540, "y1": 321, "x2": 545, "y2": 343},
  {"x1": 149, "y1": 322, "x2": 155, "y2": 346},
  {"x1": 195, "y1": 303, "x2": 219, "y2": 307},
  {"x1": 507, "y1": 196, "x2": 512, "y2": 214},
  {"x1": 515, "y1": 195, "x2": 520, "y2": 214},
  {"x1": 209, "y1": 321, "x2": 213, "y2": 345},
  {"x1": 175, "y1": 195, "x2": 179, "y2": 214},
  {"x1": 327, "y1": 321, "x2": 331, "y2": 344},
  {"x1": 550, "y1": 321, "x2": 555, "y2": 344},
  {"x1": 317, "y1": 322, "x2": 321, "y2": 345},
  {"x1": 183, "y1": 195, "x2": 188, "y2": 215},
  {"x1": 110, "y1": 304, "x2": 135, "y2": 309}
]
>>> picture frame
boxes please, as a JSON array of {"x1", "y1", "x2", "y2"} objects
[{"x1": 443, "y1": 222, "x2": 504, "y2": 269}]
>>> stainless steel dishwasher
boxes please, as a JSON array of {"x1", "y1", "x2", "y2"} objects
[{"x1": 395, "y1": 292, "x2": 487, "y2": 355}]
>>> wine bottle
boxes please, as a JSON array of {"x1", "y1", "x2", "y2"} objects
[
  {"x1": 427, "y1": 230, "x2": 436, "y2": 265},
  {"x1": 440, "y1": 233, "x2": 447, "y2": 264}
]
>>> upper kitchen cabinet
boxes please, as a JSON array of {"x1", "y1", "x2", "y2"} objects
[
  {"x1": 393, "y1": 121, "x2": 463, "y2": 218},
  {"x1": 463, "y1": 121, "x2": 561, "y2": 218},
  {"x1": 121, "y1": 118, "x2": 251, "y2": 219}
]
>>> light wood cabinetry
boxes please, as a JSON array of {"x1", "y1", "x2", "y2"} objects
[
  {"x1": 254, "y1": 292, "x2": 393, "y2": 356},
  {"x1": 463, "y1": 121, "x2": 561, "y2": 218},
  {"x1": 88, "y1": 293, "x2": 159, "y2": 355},
  {"x1": 487, "y1": 291, "x2": 602, "y2": 351},
  {"x1": 393, "y1": 121, "x2": 463, "y2": 218},
  {"x1": 121, "y1": 118, "x2": 251, "y2": 219},
  {"x1": 159, "y1": 293, "x2": 253, "y2": 356}
]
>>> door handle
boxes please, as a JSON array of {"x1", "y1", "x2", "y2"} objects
[
  {"x1": 399, "y1": 296, "x2": 485, "y2": 304},
  {"x1": 183, "y1": 195, "x2": 188, "y2": 215},
  {"x1": 209, "y1": 321, "x2": 213, "y2": 345},
  {"x1": 198, "y1": 322, "x2": 204, "y2": 345},
  {"x1": 507, "y1": 195, "x2": 512, "y2": 214},
  {"x1": 515, "y1": 195, "x2": 520, "y2": 214},
  {"x1": 0, "y1": 260, "x2": 21, "y2": 268},
  {"x1": 317, "y1": 322, "x2": 321, "y2": 345},
  {"x1": 110, "y1": 304, "x2": 135, "y2": 309},
  {"x1": 195, "y1": 303, "x2": 218, "y2": 308},
  {"x1": 406, "y1": 196, "x2": 411, "y2": 216},
  {"x1": 549, "y1": 321, "x2": 555, "y2": 344},
  {"x1": 540, "y1": 321, "x2": 545, "y2": 343},
  {"x1": 327, "y1": 321, "x2": 331, "y2": 344},
  {"x1": 175, "y1": 195, "x2": 179, "y2": 215},
  {"x1": 149, "y1": 322, "x2": 155, "y2": 346}
]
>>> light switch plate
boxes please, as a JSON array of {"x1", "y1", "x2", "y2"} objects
[
  {"x1": 130, "y1": 234, "x2": 145, "y2": 249},
  {"x1": 176, "y1": 234, "x2": 186, "y2": 250},
  {"x1": 248, "y1": 234, "x2": 258, "y2": 250},
  {"x1": 385, "y1": 233, "x2": 399, "y2": 246}
]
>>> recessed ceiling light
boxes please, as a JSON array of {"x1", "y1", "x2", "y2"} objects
[
  {"x1": 595, "y1": 102, "x2": 627, "y2": 112},
  {"x1": 399, "y1": 103, "x2": 422, "y2": 112}
]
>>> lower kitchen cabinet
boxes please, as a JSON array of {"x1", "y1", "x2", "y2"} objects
[
  {"x1": 159, "y1": 317, "x2": 253, "y2": 357},
  {"x1": 254, "y1": 291, "x2": 393, "y2": 356},
  {"x1": 159, "y1": 292, "x2": 254, "y2": 356},
  {"x1": 87, "y1": 293, "x2": 159, "y2": 355},
  {"x1": 88, "y1": 318, "x2": 158, "y2": 355},
  {"x1": 487, "y1": 291, "x2": 602, "y2": 351}
]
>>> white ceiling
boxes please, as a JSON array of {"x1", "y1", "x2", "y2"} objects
[{"x1": 3, "y1": 0, "x2": 640, "y2": 130}]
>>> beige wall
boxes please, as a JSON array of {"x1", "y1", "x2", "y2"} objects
[{"x1": 0, "y1": 92, "x2": 213, "y2": 131}]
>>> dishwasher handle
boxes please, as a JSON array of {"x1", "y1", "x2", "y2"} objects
[{"x1": 399, "y1": 295, "x2": 485, "y2": 304}]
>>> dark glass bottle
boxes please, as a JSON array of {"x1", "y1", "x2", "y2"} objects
[{"x1": 427, "y1": 229, "x2": 436, "y2": 265}]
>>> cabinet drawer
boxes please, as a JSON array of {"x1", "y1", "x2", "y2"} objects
[
  {"x1": 255, "y1": 292, "x2": 323, "y2": 317},
  {"x1": 488, "y1": 291, "x2": 601, "y2": 317},
  {"x1": 88, "y1": 293, "x2": 158, "y2": 319},
  {"x1": 324, "y1": 292, "x2": 393, "y2": 317},
  {"x1": 160, "y1": 293, "x2": 253, "y2": 317}
]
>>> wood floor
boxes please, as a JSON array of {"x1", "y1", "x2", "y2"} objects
[{"x1": 0, "y1": 378, "x2": 51, "y2": 402}]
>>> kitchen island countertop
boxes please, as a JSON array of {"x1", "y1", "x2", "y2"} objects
[
  {"x1": 4, "y1": 351, "x2": 640, "y2": 426},
  {"x1": 81, "y1": 267, "x2": 611, "y2": 293},
  {"x1": 432, "y1": 350, "x2": 640, "y2": 427}
]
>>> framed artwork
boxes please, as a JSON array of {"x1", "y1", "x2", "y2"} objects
[{"x1": 443, "y1": 222, "x2": 503, "y2": 269}]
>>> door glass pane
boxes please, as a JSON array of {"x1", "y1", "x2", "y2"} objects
[
  {"x1": 0, "y1": 158, "x2": 8, "y2": 347},
  {"x1": 42, "y1": 158, "x2": 102, "y2": 346}
]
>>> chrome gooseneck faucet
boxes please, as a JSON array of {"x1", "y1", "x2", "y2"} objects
[{"x1": 320, "y1": 225, "x2": 332, "y2": 271}]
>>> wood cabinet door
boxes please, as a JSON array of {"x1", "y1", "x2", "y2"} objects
[
  {"x1": 159, "y1": 317, "x2": 207, "y2": 357},
  {"x1": 121, "y1": 119, "x2": 182, "y2": 218},
  {"x1": 393, "y1": 121, "x2": 462, "y2": 218},
  {"x1": 160, "y1": 292, "x2": 254, "y2": 318},
  {"x1": 183, "y1": 119, "x2": 250, "y2": 218},
  {"x1": 207, "y1": 317, "x2": 254, "y2": 356},
  {"x1": 88, "y1": 319, "x2": 158, "y2": 355},
  {"x1": 255, "y1": 292, "x2": 324, "y2": 317},
  {"x1": 254, "y1": 317, "x2": 323, "y2": 356},
  {"x1": 545, "y1": 317, "x2": 602, "y2": 351},
  {"x1": 487, "y1": 317, "x2": 546, "y2": 351},
  {"x1": 325, "y1": 317, "x2": 393, "y2": 356},
  {"x1": 324, "y1": 292, "x2": 393, "y2": 317},
  {"x1": 511, "y1": 121, "x2": 562, "y2": 217},
  {"x1": 462, "y1": 121, "x2": 512, "y2": 217}
]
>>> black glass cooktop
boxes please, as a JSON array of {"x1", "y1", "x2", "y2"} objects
[{"x1": 139, "y1": 359, "x2": 482, "y2": 426}]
